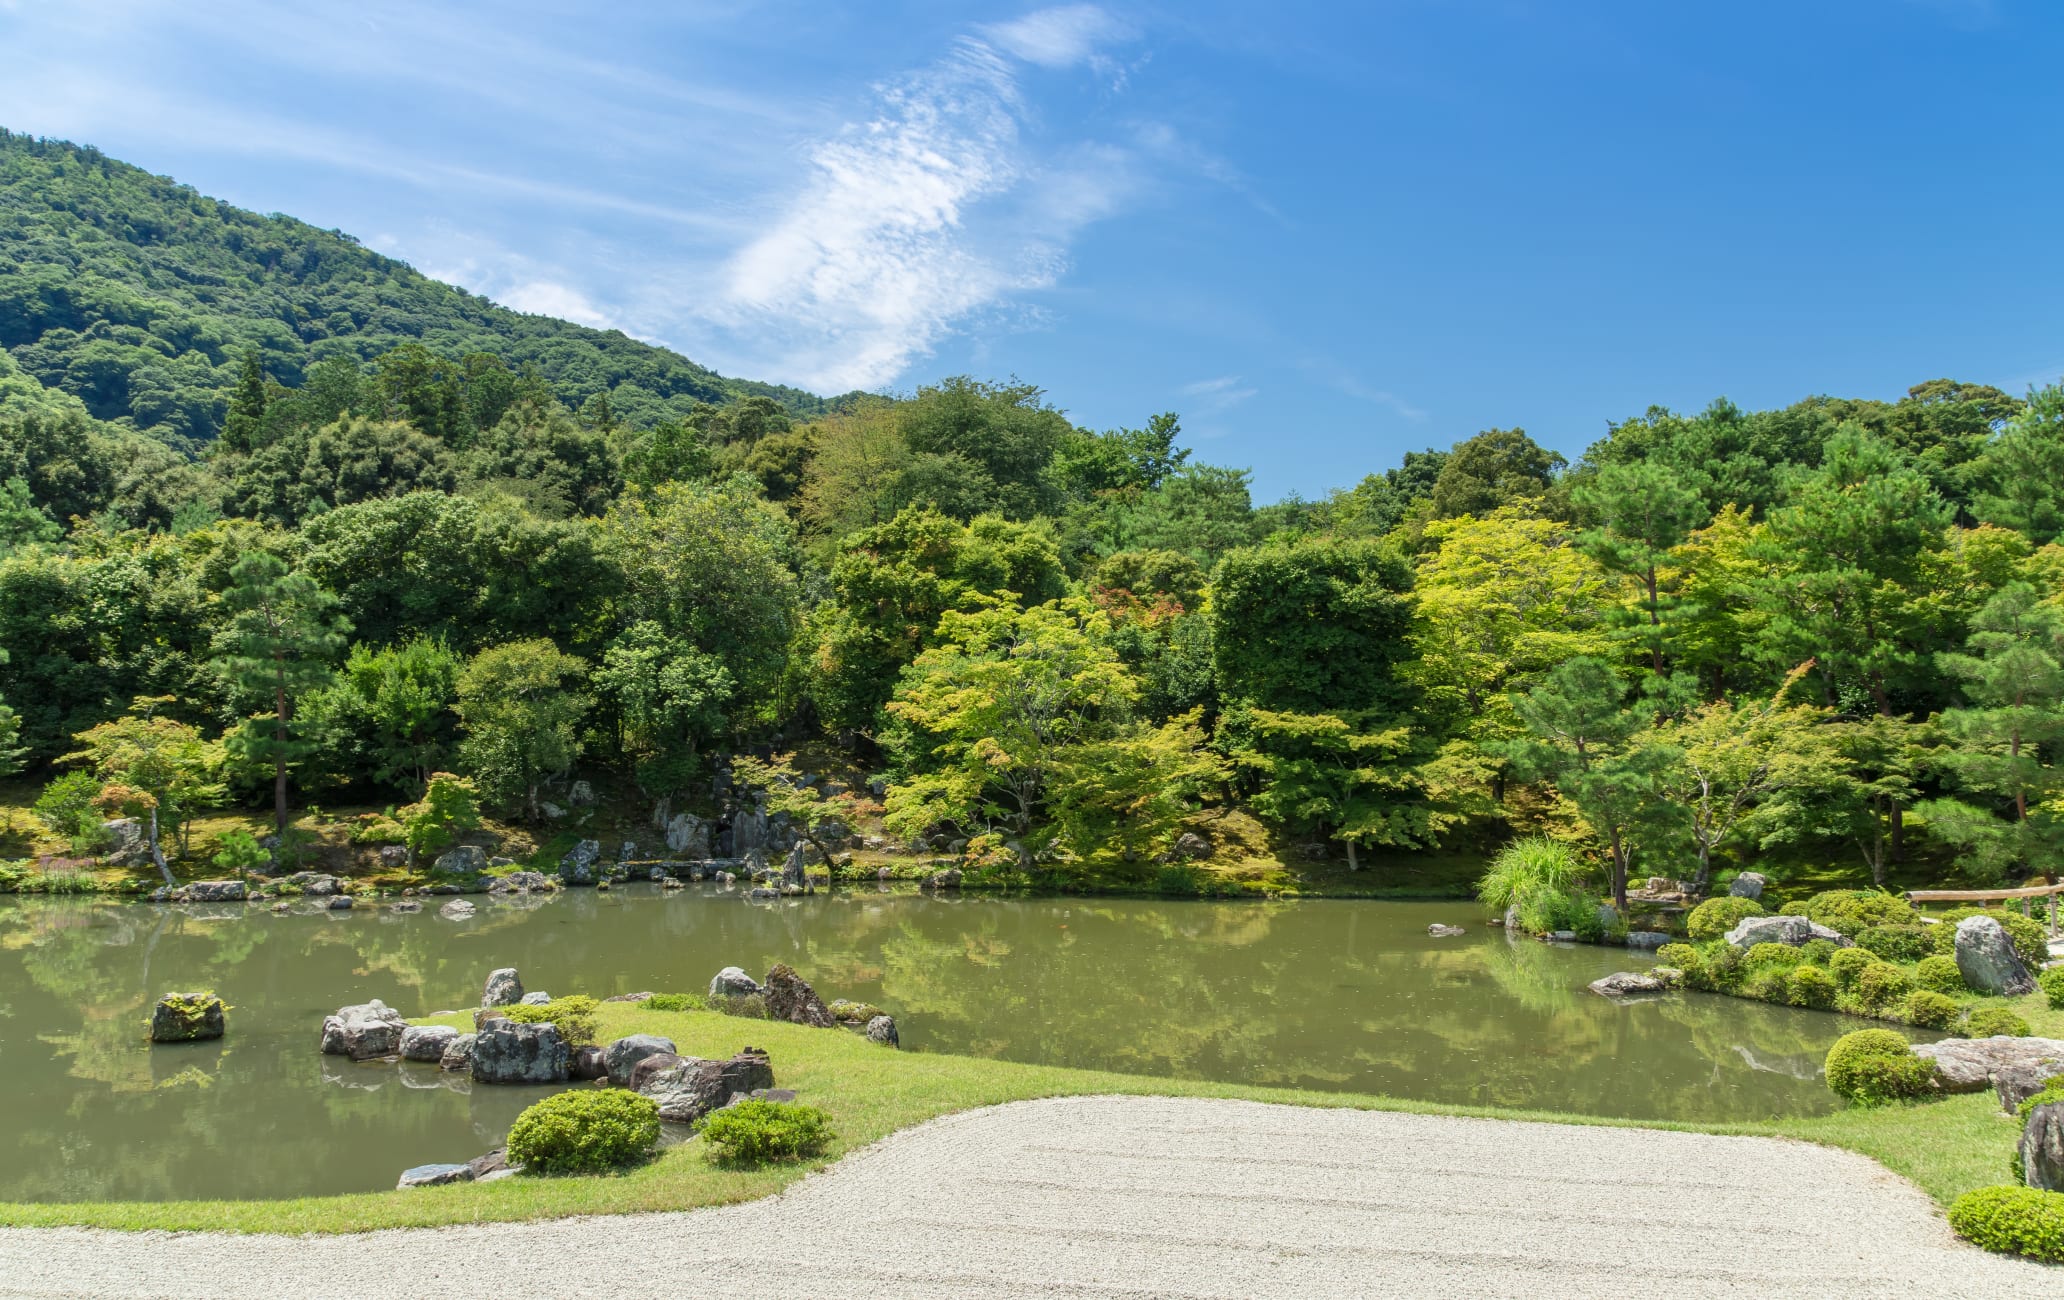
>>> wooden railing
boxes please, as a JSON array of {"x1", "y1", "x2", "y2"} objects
[{"x1": 1906, "y1": 881, "x2": 2064, "y2": 938}]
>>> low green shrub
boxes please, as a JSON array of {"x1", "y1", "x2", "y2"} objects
[
  {"x1": 699, "y1": 1099, "x2": 835, "y2": 1166},
  {"x1": 1824, "y1": 1028, "x2": 1937, "y2": 1105},
  {"x1": 1654, "y1": 942, "x2": 1700, "y2": 973},
  {"x1": 506, "y1": 1089, "x2": 660, "y2": 1174},
  {"x1": 1913, "y1": 954, "x2": 1966, "y2": 995},
  {"x1": 1964, "y1": 1008, "x2": 2031, "y2": 1038},
  {"x1": 1742, "y1": 966, "x2": 1791, "y2": 1002},
  {"x1": 1778, "y1": 900, "x2": 1813, "y2": 916},
  {"x1": 642, "y1": 993, "x2": 707, "y2": 1013},
  {"x1": 2043, "y1": 966, "x2": 2064, "y2": 1011},
  {"x1": 1948, "y1": 1186, "x2": 2064, "y2": 1263},
  {"x1": 1475, "y1": 836, "x2": 1584, "y2": 913},
  {"x1": 1930, "y1": 908, "x2": 2048, "y2": 968},
  {"x1": 1687, "y1": 896, "x2": 1765, "y2": 942},
  {"x1": 1516, "y1": 884, "x2": 1606, "y2": 941},
  {"x1": 503, "y1": 995, "x2": 600, "y2": 1046},
  {"x1": 1744, "y1": 941, "x2": 1803, "y2": 972},
  {"x1": 1900, "y1": 989, "x2": 1959, "y2": 1030},
  {"x1": 1786, "y1": 964, "x2": 1837, "y2": 1010},
  {"x1": 1799, "y1": 937, "x2": 1838, "y2": 966},
  {"x1": 1855, "y1": 924, "x2": 1931, "y2": 964},
  {"x1": 1806, "y1": 889, "x2": 1916, "y2": 937},
  {"x1": 1851, "y1": 962, "x2": 1913, "y2": 1013},
  {"x1": 1829, "y1": 947, "x2": 1876, "y2": 990},
  {"x1": 710, "y1": 993, "x2": 770, "y2": 1020}
]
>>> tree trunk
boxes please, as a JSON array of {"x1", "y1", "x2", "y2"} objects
[
  {"x1": 273, "y1": 684, "x2": 290, "y2": 839},
  {"x1": 147, "y1": 806, "x2": 175, "y2": 888},
  {"x1": 1344, "y1": 838, "x2": 1360, "y2": 871}
]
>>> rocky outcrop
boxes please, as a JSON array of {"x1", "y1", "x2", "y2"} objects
[
  {"x1": 665, "y1": 812, "x2": 712, "y2": 859},
  {"x1": 2024, "y1": 1103, "x2": 2064, "y2": 1193},
  {"x1": 923, "y1": 868, "x2": 964, "y2": 890},
  {"x1": 320, "y1": 999, "x2": 408, "y2": 1059},
  {"x1": 432, "y1": 846, "x2": 487, "y2": 876},
  {"x1": 762, "y1": 964, "x2": 836, "y2": 1028},
  {"x1": 639, "y1": 1049, "x2": 775, "y2": 1125},
  {"x1": 865, "y1": 1015, "x2": 900, "y2": 1048},
  {"x1": 1997, "y1": 1060, "x2": 2064, "y2": 1113},
  {"x1": 486, "y1": 871, "x2": 549, "y2": 894},
  {"x1": 481, "y1": 968, "x2": 523, "y2": 1008},
  {"x1": 184, "y1": 880, "x2": 246, "y2": 903},
  {"x1": 708, "y1": 966, "x2": 760, "y2": 1000},
  {"x1": 1171, "y1": 832, "x2": 1211, "y2": 861},
  {"x1": 627, "y1": 1052, "x2": 686, "y2": 1094},
  {"x1": 470, "y1": 1020, "x2": 568, "y2": 1084},
  {"x1": 1426, "y1": 923, "x2": 1465, "y2": 937},
  {"x1": 286, "y1": 872, "x2": 342, "y2": 897},
  {"x1": 558, "y1": 839, "x2": 602, "y2": 885},
  {"x1": 438, "y1": 1033, "x2": 476, "y2": 1072},
  {"x1": 1728, "y1": 872, "x2": 1767, "y2": 900},
  {"x1": 603, "y1": 1034, "x2": 678, "y2": 1087},
  {"x1": 399, "y1": 1025, "x2": 458, "y2": 1063},
  {"x1": 1589, "y1": 972, "x2": 1668, "y2": 997},
  {"x1": 397, "y1": 1163, "x2": 474, "y2": 1189},
  {"x1": 1954, "y1": 916, "x2": 2036, "y2": 996},
  {"x1": 1912, "y1": 1036, "x2": 2064, "y2": 1093},
  {"x1": 150, "y1": 992, "x2": 225, "y2": 1043},
  {"x1": 1723, "y1": 915, "x2": 1850, "y2": 949}
]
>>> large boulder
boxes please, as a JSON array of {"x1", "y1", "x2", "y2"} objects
[
  {"x1": 398, "y1": 1024, "x2": 458, "y2": 1063},
  {"x1": 708, "y1": 966, "x2": 760, "y2": 1000},
  {"x1": 640, "y1": 1049, "x2": 775, "y2": 1124},
  {"x1": 665, "y1": 812, "x2": 712, "y2": 859},
  {"x1": 431, "y1": 846, "x2": 487, "y2": 876},
  {"x1": 603, "y1": 1034, "x2": 678, "y2": 1087},
  {"x1": 762, "y1": 964, "x2": 836, "y2": 1028},
  {"x1": 865, "y1": 1015, "x2": 900, "y2": 1048},
  {"x1": 481, "y1": 967, "x2": 523, "y2": 1008},
  {"x1": 1998, "y1": 1060, "x2": 2064, "y2": 1113},
  {"x1": 470, "y1": 1020, "x2": 569, "y2": 1084},
  {"x1": 1954, "y1": 915, "x2": 2036, "y2": 996},
  {"x1": 1723, "y1": 914, "x2": 1850, "y2": 949},
  {"x1": 1728, "y1": 872, "x2": 1767, "y2": 901},
  {"x1": 558, "y1": 840, "x2": 601, "y2": 885},
  {"x1": 2025, "y1": 1103, "x2": 2064, "y2": 1193},
  {"x1": 320, "y1": 999, "x2": 408, "y2": 1059},
  {"x1": 1589, "y1": 971, "x2": 1667, "y2": 998},
  {"x1": 1912, "y1": 1036, "x2": 2064, "y2": 1093},
  {"x1": 627, "y1": 1051, "x2": 687, "y2": 1094},
  {"x1": 438, "y1": 1033, "x2": 476, "y2": 1072},
  {"x1": 101, "y1": 817, "x2": 151, "y2": 867},
  {"x1": 570, "y1": 1045, "x2": 608, "y2": 1080},
  {"x1": 150, "y1": 992, "x2": 225, "y2": 1043}
]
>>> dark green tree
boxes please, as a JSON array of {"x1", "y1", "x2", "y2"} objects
[
  {"x1": 213, "y1": 552, "x2": 351, "y2": 836},
  {"x1": 1572, "y1": 460, "x2": 1708, "y2": 673}
]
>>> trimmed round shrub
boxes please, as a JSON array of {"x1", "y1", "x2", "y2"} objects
[
  {"x1": 1744, "y1": 941, "x2": 1803, "y2": 972},
  {"x1": 1900, "y1": 989, "x2": 1959, "y2": 1030},
  {"x1": 699, "y1": 1099, "x2": 835, "y2": 1166},
  {"x1": 2042, "y1": 966, "x2": 2064, "y2": 1011},
  {"x1": 1965, "y1": 1007, "x2": 2032, "y2": 1038},
  {"x1": 1807, "y1": 889, "x2": 1916, "y2": 937},
  {"x1": 1855, "y1": 924, "x2": 1931, "y2": 964},
  {"x1": 1824, "y1": 1028, "x2": 1936, "y2": 1105},
  {"x1": 1851, "y1": 961, "x2": 1913, "y2": 1013},
  {"x1": 1828, "y1": 947, "x2": 1876, "y2": 990},
  {"x1": 506, "y1": 1089, "x2": 660, "y2": 1174},
  {"x1": 1799, "y1": 937, "x2": 1838, "y2": 966},
  {"x1": 503, "y1": 995, "x2": 600, "y2": 1046},
  {"x1": 1948, "y1": 1186, "x2": 2064, "y2": 1263},
  {"x1": 1786, "y1": 964, "x2": 1837, "y2": 1010},
  {"x1": 1687, "y1": 896, "x2": 1765, "y2": 942},
  {"x1": 1778, "y1": 900, "x2": 1813, "y2": 917},
  {"x1": 1930, "y1": 908, "x2": 2048, "y2": 968},
  {"x1": 1912, "y1": 954, "x2": 1965, "y2": 994},
  {"x1": 1654, "y1": 942, "x2": 1700, "y2": 972}
]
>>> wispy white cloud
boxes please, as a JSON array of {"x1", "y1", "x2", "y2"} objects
[
  {"x1": 981, "y1": 5, "x2": 1134, "y2": 69},
  {"x1": 1299, "y1": 358, "x2": 1427, "y2": 422},
  {"x1": 1180, "y1": 374, "x2": 1258, "y2": 412}
]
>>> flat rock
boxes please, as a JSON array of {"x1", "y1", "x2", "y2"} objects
[
  {"x1": 643, "y1": 1049, "x2": 775, "y2": 1125},
  {"x1": 604, "y1": 992, "x2": 655, "y2": 1003},
  {"x1": 183, "y1": 880, "x2": 246, "y2": 903},
  {"x1": 397, "y1": 1163, "x2": 474, "y2": 1189},
  {"x1": 1625, "y1": 931, "x2": 1673, "y2": 949},
  {"x1": 1912, "y1": 1036, "x2": 2064, "y2": 1093},
  {"x1": 1589, "y1": 971, "x2": 1667, "y2": 998},
  {"x1": 1723, "y1": 914, "x2": 1850, "y2": 949},
  {"x1": 1426, "y1": 923, "x2": 1465, "y2": 937},
  {"x1": 486, "y1": 871, "x2": 550, "y2": 894},
  {"x1": 439, "y1": 899, "x2": 476, "y2": 920},
  {"x1": 398, "y1": 1024, "x2": 458, "y2": 1063}
]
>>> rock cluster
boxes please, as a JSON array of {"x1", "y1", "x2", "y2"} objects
[
  {"x1": 320, "y1": 1000, "x2": 408, "y2": 1059},
  {"x1": 637, "y1": 1048, "x2": 776, "y2": 1124}
]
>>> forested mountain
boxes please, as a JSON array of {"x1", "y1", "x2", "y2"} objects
[
  {"x1": 0, "y1": 130, "x2": 831, "y2": 449},
  {"x1": 4, "y1": 132, "x2": 2063, "y2": 909}
]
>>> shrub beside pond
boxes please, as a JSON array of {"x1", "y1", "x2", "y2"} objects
[
  {"x1": 1824, "y1": 1029, "x2": 1937, "y2": 1106},
  {"x1": 1900, "y1": 989, "x2": 1958, "y2": 1030},
  {"x1": 1686, "y1": 896, "x2": 1763, "y2": 941},
  {"x1": 506, "y1": 1089, "x2": 660, "y2": 1174},
  {"x1": 504, "y1": 995, "x2": 599, "y2": 1046}
]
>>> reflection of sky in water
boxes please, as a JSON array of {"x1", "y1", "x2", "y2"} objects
[{"x1": 0, "y1": 890, "x2": 1874, "y2": 1203}]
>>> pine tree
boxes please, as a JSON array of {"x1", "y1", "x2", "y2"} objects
[
  {"x1": 213, "y1": 553, "x2": 351, "y2": 836},
  {"x1": 220, "y1": 350, "x2": 269, "y2": 453}
]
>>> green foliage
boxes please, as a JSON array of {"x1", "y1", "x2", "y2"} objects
[
  {"x1": 1963, "y1": 1008, "x2": 2031, "y2": 1039},
  {"x1": 1901, "y1": 989, "x2": 1959, "y2": 1030},
  {"x1": 699, "y1": 1099, "x2": 835, "y2": 1166},
  {"x1": 1209, "y1": 535, "x2": 1414, "y2": 716},
  {"x1": 400, "y1": 772, "x2": 481, "y2": 864},
  {"x1": 502, "y1": 995, "x2": 600, "y2": 1046},
  {"x1": 454, "y1": 639, "x2": 589, "y2": 820},
  {"x1": 1855, "y1": 925, "x2": 1932, "y2": 963},
  {"x1": 2015, "y1": 1079, "x2": 2064, "y2": 1123},
  {"x1": 1824, "y1": 1028, "x2": 1936, "y2": 1105},
  {"x1": 1514, "y1": 884, "x2": 1605, "y2": 941},
  {"x1": 2040, "y1": 966, "x2": 2064, "y2": 1010},
  {"x1": 1786, "y1": 964, "x2": 1838, "y2": 1010},
  {"x1": 1687, "y1": 896, "x2": 1765, "y2": 942},
  {"x1": 1654, "y1": 942, "x2": 1701, "y2": 974},
  {"x1": 505, "y1": 1089, "x2": 660, "y2": 1175},
  {"x1": 303, "y1": 637, "x2": 461, "y2": 794},
  {"x1": 1800, "y1": 938, "x2": 1839, "y2": 966},
  {"x1": 1744, "y1": 941, "x2": 1803, "y2": 973},
  {"x1": 1948, "y1": 1186, "x2": 2064, "y2": 1263},
  {"x1": 1929, "y1": 908, "x2": 2049, "y2": 968},
  {"x1": 1804, "y1": 889, "x2": 1916, "y2": 937},
  {"x1": 640, "y1": 993, "x2": 706, "y2": 1013},
  {"x1": 1851, "y1": 962, "x2": 1914, "y2": 1013},
  {"x1": 1475, "y1": 837, "x2": 1585, "y2": 913},
  {"x1": 32, "y1": 769, "x2": 107, "y2": 853},
  {"x1": 1914, "y1": 954, "x2": 1967, "y2": 995},
  {"x1": 211, "y1": 830, "x2": 268, "y2": 877}
]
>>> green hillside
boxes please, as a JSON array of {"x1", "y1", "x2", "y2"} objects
[{"x1": 0, "y1": 129, "x2": 827, "y2": 446}]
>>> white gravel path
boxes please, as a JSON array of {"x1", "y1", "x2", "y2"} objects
[{"x1": 0, "y1": 1095, "x2": 2052, "y2": 1299}]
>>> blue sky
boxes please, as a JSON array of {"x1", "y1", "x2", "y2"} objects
[{"x1": 1, "y1": 0, "x2": 2059, "y2": 500}]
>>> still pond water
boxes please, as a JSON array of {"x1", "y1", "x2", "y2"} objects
[{"x1": 0, "y1": 887, "x2": 1894, "y2": 1203}]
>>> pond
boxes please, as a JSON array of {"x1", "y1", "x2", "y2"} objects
[{"x1": 0, "y1": 887, "x2": 1894, "y2": 1204}]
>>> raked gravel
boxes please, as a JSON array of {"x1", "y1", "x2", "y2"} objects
[{"x1": 0, "y1": 1094, "x2": 2054, "y2": 1298}]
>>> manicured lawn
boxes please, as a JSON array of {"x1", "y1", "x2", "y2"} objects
[{"x1": 0, "y1": 999, "x2": 2038, "y2": 1234}]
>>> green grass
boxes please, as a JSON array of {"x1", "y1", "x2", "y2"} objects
[{"x1": 0, "y1": 999, "x2": 2039, "y2": 1234}]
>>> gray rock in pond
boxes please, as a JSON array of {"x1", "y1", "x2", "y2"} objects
[
  {"x1": 519, "y1": 991, "x2": 552, "y2": 1006},
  {"x1": 398, "y1": 1024, "x2": 458, "y2": 1063},
  {"x1": 570, "y1": 1045, "x2": 609, "y2": 1080},
  {"x1": 603, "y1": 1034, "x2": 678, "y2": 1086},
  {"x1": 320, "y1": 999, "x2": 408, "y2": 1059},
  {"x1": 924, "y1": 868, "x2": 963, "y2": 890},
  {"x1": 1912, "y1": 1036, "x2": 2064, "y2": 1093},
  {"x1": 1728, "y1": 872, "x2": 1767, "y2": 900},
  {"x1": 1954, "y1": 915, "x2": 2036, "y2": 997},
  {"x1": 150, "y1": 992, "x2": 225, "y2": 1043},
  {"x1": 470, "y1": 1020, "x2": 569, "y2": 1084},
  {"x1": 327, "y1": 894, "x2": 354, "y2": 911},
  {"x1": 558, "y1": 839, "x2": 601, "y2": 885},
  {"x1": 709, "y1": 966, "x2": 761, "y2": 999},
  {"x1": 1548, "y1": 930, "x2": 1578, "y2": 943},
  {"x1": 1589, "y1": 971, "x2": 1667, "y2": 998},
  {"x1": 486, "y1": 870, "x2": 550, "y2": 894},
  {"x1": 1723, "y1": 914, "x2": 1850, "y2": 950},
  {"x1": 865, "y1": 1015, "x2": 900, "y2": 1048},
  {"x1": 1427, "y1": 923, "x2": 1465, "y2": 937},
  {"x1": 389, "y1": 900, "x2": 422, "y2": 914},
  {"x1": 762, "y1": 964, "x2": 836, "y2": 1028},
  {"x1": 397, "y1": 1162, "x2": 474, "y2": 1189},
  {"x1": 183, "y1": 880, "x2": 246, "y2": 903},
  {"x1": 287, "y1": 871, "x2": 340, "y2": 896},
  {"x1": 2025, "y1": 1102, "x2": 2064, "y2": 1193},
  {"x1": 438, "y1": 1033, "x2": 476, "y2": 1071},
  {"x1": 481, "y1": 967, "x2": 524, "y2": 1008},
  {"x1": 439, "y1": 899, "x2": 476, "y2": 920},
  {"x1": 432, "y1": 845, "x2": 487, "y2": 876},
  {"x1": 1625, "y1": 931, "x2": 1673, "y2": 949}
]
